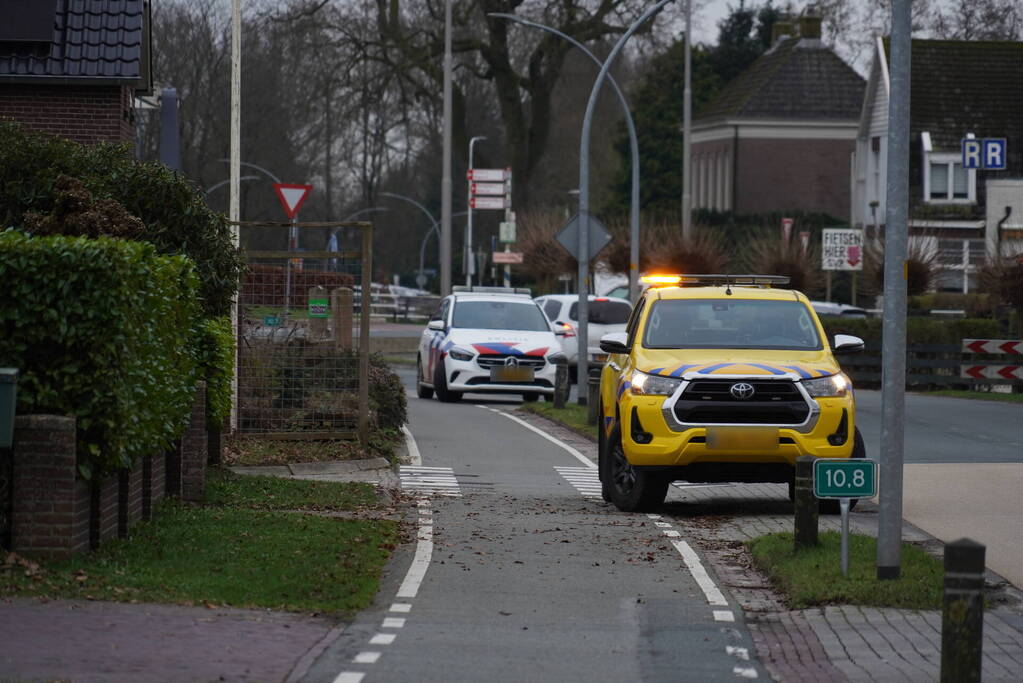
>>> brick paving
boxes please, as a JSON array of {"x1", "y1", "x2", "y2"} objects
[{"x1": 514, "y1": 408, "x2": 1023, "y2": 682}]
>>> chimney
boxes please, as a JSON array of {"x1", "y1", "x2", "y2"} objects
[
  {"x1": 771, "y1": 20, "x2": 794, "y2": 45},
  {"x1": 799, "y1": 6, "x2": 822, "y2": 40}
]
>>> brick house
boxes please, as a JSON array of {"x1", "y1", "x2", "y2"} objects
[
  {"x1": 691, "y1": 10, "x2": 865, "y2": 220},
  {"x1": 0, "y1": 0, "x2": 152, "y2": 146},
  {"x1": 850, "y1": 38, "x2": 1023, "y2": 292}
]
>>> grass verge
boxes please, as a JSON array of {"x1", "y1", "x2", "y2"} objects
[
  {"x1": 748, "y1": 531, "x2": 942, "y2": 610},
  {"x1": 1, "y1": 471, "x2": 398, "y2": 617},
  {"x1": 518, "y1": 401, "x2": 596, "y2": 440},
  {"x1": 225, "y1": 427, "x2": 402, "y2": 466},
  {"x1": 920, "y1": 389, "x2": 1023, "y2": 404}
]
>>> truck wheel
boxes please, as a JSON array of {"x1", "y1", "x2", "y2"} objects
[
  {"x1": 433, "y1": 360, "x2": 462, "y2": 403},
  {"x1": 607, "y1": 425, "x2": 667, "y2": 512},
  {"x1": 416, "y1": 357, "x2": 433, "y2": 399},
  {"x1": 819, "y1": 428, "x2": 866, "y2": 514}
]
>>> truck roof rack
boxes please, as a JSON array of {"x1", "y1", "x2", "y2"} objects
[{"x1": 451, "y1": 285, "x2": 532, "y2": 295}]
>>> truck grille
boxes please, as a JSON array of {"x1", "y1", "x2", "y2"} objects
[
  {"x1": 476, "y1": 354, "x2": 546, "y2": 370},
  {"x1": 673, "y1": 380, "x2": 810, "y2": 425}
]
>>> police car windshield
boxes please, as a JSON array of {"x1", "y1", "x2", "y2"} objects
[
  {"x1": 452, "y1": 300, "x2": 550, "y2": 332},
  {"x1": 643, "y1": 299, "x2": 822, "y2": 351}
]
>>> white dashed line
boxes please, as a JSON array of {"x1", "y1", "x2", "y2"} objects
[
  {"x1": 382, "y1": 617, "x2": 406, "y2": 628},
  {"x1": 477, "y1": 405, "x2": 595, "y2": 469},
  {"x1": 670, "y1": 539, "x2": 729, "y2": 606},
  {"x1": 353, "y1": 652, "x2": 381, "y2": 664},
  {"x1": 714, "y1": 610, "x2": 736, "y2": 622},
  {"x1": 726, "y1": 646, "x2": 750, "y2": 661},
  {"x1": 369, "y1": 633, "x2": 396, "y2": 645},
  {"x1": 399, "y1": 466, "x2": 462, "y2": 497},
  {"x1": 733, "y1": 666, "x2": 759, "y2": 678},
  {"x1": 332, "y1": 673, "x2": 364, "y2": 683},
  {"x1": 390, "y1": 603, "x2": 411, "y2": 613},
  {"x1": 554, "y1": 466, "x2": 602, "y2": 497},
  {"x1": 400, "y1": 425, "x2": 422, "y2": 466}
]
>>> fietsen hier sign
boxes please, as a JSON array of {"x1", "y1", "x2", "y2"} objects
[{"x1": 821, "y1": 229, "x2": 864, "y2": 271}]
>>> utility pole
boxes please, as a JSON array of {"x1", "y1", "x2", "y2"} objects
[
  {"x1": 440, "y1": 0, "x2": 453, "y2": 295},
  {"x1": 229, "y1": 0, "x2": 241, "y2": 433},
  {"x1": 467, "y1": 136, "x2": 486, "y2": 287},
  {"x1": 877, "y1": 0, "x2": 911, "y2": 580},
  {"x1": 681, "y1": 0, "x2": 693, "y2": 238}
]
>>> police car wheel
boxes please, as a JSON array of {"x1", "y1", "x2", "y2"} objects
[
  {"x1": 433, "y1": 359, "x2": 462, "y2": 403},
  {"x1": 521, "y1": 393, "x2": 539, "y2": 402},
  {"x1": 416, "y1": 357, "x2": 433, "y2": 399},
  {"x1": 607, "y1": 425, "x2": 667, "y2": 512}
]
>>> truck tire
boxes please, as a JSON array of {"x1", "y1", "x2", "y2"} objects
[{"x1": 607, "y1": 425, "x2": 667, "y2": 512}]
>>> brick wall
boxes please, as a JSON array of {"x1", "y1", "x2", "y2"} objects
[
  {"x1": 90, "y1": 474, "x2": 119, "y2": 549},
  {"x1": 735, "y1": 138, "x2": 855, "y2": 220},
  {"x1": 11, "y1": 415, "x2": 89, "y2": 558},
  {"x1": 0, "y1": 83, "x2": 135, "y2": 146}
]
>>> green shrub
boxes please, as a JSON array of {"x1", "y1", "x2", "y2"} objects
[
  {"x1": 0, "y1": 121, "x2": 242, "y2": 317},
  {"x1": 199, "y1": 316, "x2": 235, "y2": 428},
  {"x1": 368, "y1": 354, "x2": 407, "y2": 431},
  {"x1": 821, "y1": 317, "x2": 1004, "y2": 345},
  {"x1": 0, "y1": 231, "x2": 201, "y2": 476}
]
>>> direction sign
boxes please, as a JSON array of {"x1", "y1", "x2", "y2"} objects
[
  {"x1": 492, "y1": 251, "x2": 524, "y2": 264},
  {"x1": 470, "y1": 196, "x2": 506, "y2": 210},
  {"x1": 555, "y1": 214, "x2": 612, "y2": 262},
  {"x1": 499, "y1": 221, "x2": 516, "y2": 243},
  {"x1": 821, "y1": 229, "x2": 863, "y2": 271},
  {"x1": 273, "y1": 183, "x2": 313, "y2": 219},
  {"x1": 961, "y1": 339, "x2": 1022, "y2": 355},
  {"x1": 960, "y1": 364, "x2": 1023, "y2": 380},
  {"x1": 471, "y1": 182, "x2": 507, "y2": 196},
  {"x1": 467, "y1": 168, "x2": 508, "y2": 182},
  {"x1": 814, "y1": 459, "x2": 877, "y2": 499}
]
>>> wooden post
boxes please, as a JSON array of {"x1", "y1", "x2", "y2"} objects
[
  {"x1": 333, "y1": 287, "x2": 353, "y2": 351},
  {"x1": 359, "y1": 226, "x2": 372, "y2": 444},
  {"x1": 941, "y1": 538, "x2": 986, "y2": 683},
  {"x1": 794, "y1": 456, "x2": 819, "y2": 550}
]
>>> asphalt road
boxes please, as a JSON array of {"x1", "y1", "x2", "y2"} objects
[{"x1": 301, "y1": 369, "x2": 767, "y2": 682}]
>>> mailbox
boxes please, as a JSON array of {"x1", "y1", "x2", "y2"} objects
[{"x1": 0, "y1": 368, "x2": 17, "y2": 449}]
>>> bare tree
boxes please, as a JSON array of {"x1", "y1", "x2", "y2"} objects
[{"x1": 931, "y1": 0, "x2": 1022, "y2": 40}]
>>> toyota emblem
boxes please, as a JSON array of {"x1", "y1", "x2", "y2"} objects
[
  {"x1": 504, "y1": 356, "x2": 519, "y2": 367},
  {"x1": 730, "y1": 382, "x2": 755, "y2": 400}
]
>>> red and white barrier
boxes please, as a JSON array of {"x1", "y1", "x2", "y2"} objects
[{"x1": 961, "y1": 339, "x2": 1022, "y2": 355}]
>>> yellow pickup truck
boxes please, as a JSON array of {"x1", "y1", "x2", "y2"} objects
[{"x1": 597, "y1": 274, "x2": 866, "y2": 512}]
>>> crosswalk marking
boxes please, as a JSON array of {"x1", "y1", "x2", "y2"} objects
[
  {"x1": 554, "y1": 466, "x2": 602, "y2": 498},
  {"x1": 399, "y1": 466, "x2": 462, "y2": 497}
]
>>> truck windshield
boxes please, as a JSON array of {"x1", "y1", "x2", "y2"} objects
[
  {"x1": 452, "y1": 301, "x2": 550, "y2": 331},
  {"x1": 643, "y1": 299, "x2": 822, "y2": 350}
]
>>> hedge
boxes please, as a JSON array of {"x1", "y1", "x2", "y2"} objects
[
  {"x1": 200, "y1": 316, "x2": 235, "y2": 429},
  {"x1": 820, "y1": 316, "x2": 1005, "y2": 346},
  {"x1": 0, "y1": 231, "x2": 201, "y2": 477},
  {"x1": 0, "y1": 121, "x2": 242, "y2": 317}
]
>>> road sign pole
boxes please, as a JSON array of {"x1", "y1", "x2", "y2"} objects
[
  {"x1": 840, "y1": 498, "x2": 851, "y2": 577},
  {"x1": 878, "y1": 0, "x2": 911, "y2": 581},
  {"x1": 440, "y1": 0, "x2": 453, "y2": 296}
]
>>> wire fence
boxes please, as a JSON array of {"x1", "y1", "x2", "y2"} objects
[{"x1": 235, "y1": 221, "x2": 371, "y2": 441}]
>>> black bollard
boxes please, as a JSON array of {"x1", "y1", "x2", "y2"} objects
[
  {"x1": 793, "y1": 456, "x2": 819, "y2": 551},
  {"x1": 587, "y1": 369, "x2": 601, "y2": 425},
  {"x1": 941, "y1": 538, "x2": 986, "y2": 683},
  {"x1": 554, "y1": 365, "x2": 568, "y2": 409}
]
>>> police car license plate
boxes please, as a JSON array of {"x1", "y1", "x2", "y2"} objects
[
  {"x1": 491, "y1": 366, "x2": 534, "y2": 382},
  {"x1": 706, "y1": 427, "x2": 778, "y2": 451}
]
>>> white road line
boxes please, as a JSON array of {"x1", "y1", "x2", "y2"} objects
[
  {"x1": 477, "y1": 405, "x2": 595, "y2": 469},
  {"x1": 369, "y1": 633, "x2": 396, "y2": 645},
  {"x1": 382, "y1": 617, "x2": 406, "y2": 628},
  {"x1": 726, "y1": 646, "x2": 750, "y2": 661},
  {"x1": 399, "y1": 466, "x2": 462, "y2": 497},
  {"x1": 714, "y1": 610, "x2": 736, "y2": 622},
  {"x1": 401, "y1": 425, "x2": 422, "y2": 466},
  {"x1": 654, "y1": 521, "x2": 672, "y2": 528},
  {"x1": 332, "y1": 673, "x2": 364, "y2": 683},
  {"x1": 553, "y1": 466, "x2": 602, "y2": 498},
  {"x1": 397, "y1": 498, "x2": 433, "y2": 599},
  {"x1": 662, "y1": 530, "x2": 681, "y2": 538},
  {"x1": 733, "y1": 666, "x2": 759, "y2": 679},
  {"x1": 353, "y1": 652, "x2": 381, "y2": 664},
  {"x1": 670, "y1": 539, "x2": 729, "y2": 606},
  {"x1": 390, "y1": 603, "x2": 411, "y2": 613}
]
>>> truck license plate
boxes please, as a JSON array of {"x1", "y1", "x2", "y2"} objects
[
  {"x1": 706, "y1": 427, "x2": 778, "y2": 451},
  {"x1": 491, "y1": 366, "x2": 534, "y2": 382}
]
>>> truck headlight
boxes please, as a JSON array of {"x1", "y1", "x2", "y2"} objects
[
  {"x1": 448, "y1": 347, "x2": 474, "y2": 362},
  {"x1": 802, "y1": 373, "x2": 850, "y2": 397},
  {"x1": 629, "y1": 370, "x2": 682, "y2": 396}
]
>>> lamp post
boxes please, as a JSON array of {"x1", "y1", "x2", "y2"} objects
[
  {"x1": 380, "y1": 192, "x2": 464, "y2": 292},
  {"x1": 440, "y1": 0, "x2": 453, "y2": 295},
  {"x1": 576, "y1": 0, "x2": 673, "y2": 404},
  {"x1": 467, "y1": 136, "x2": 487, "y2": 286},
  {"x1": 681, "y1": 0, "x2": 693, "y2": 238},
  {"x1": 487, "y1": 13, "x2": 642, "y2": 302},
  {"x1": 205, "y1": 175, "x2": 258, "y2": 196}
]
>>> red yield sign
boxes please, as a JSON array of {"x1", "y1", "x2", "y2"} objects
[{"x1": 273, "y1": 183, "x2": 313, "y2": 219}]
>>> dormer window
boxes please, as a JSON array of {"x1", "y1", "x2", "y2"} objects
[{"x1": 921, "y1": 132, "x2": 976, "y2": 204}]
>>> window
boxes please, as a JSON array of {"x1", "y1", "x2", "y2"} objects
[
  {"x1": 542, "y1": 299, "x2": 561, "y2": 321},
  {"x1": 568, "y1": 300, "x2": 632, "y2": 324},
  {"x1": 642, "y1": 299, "x2": 822, "y2": 351},
  {"x1": 451, "y1": 301, "x2": 550, "y2": 331},
  {"x1": 922, "y1": 137, "x2": 975, "y2": 204}
]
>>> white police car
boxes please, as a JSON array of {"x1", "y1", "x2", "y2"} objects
[{"x1": 417, "y1": 287, "x2": 566, "y2": 402}]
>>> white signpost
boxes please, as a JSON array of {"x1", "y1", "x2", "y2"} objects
[
  {"x1": 467, "y1": 168, "x2": 514, "y2": 286},
  {"x1": 470, "y1": 196, "x2": 507, "y2": 210}
]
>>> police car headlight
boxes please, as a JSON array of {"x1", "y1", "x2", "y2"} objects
[
  {"x1": 802, "y1": 373, "x2": 850, "y2": 397},
  {"x1": 448, "y1": 347, "x2": 474, "y2": 362},
  {"x1": 629, "y1": 370, "x2": 682, "y2": 396},
  {"x1": 546, "y1": 352, "x2": 567, "y2": 365}
]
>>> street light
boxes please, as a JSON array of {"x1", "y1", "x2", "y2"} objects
[
  {"x1": 467, "y1": 136, "x2": 487, "y2": 286},
  {"x1": 487, "y1": 13, "x2": 642, "y2": 302},
  {"x1": 205, "y1": 175, "x2": 258, "y2": 196},
  {"x1": 576, "y1": 0, "x2": 673, "y2": 404},
  {"x1": 380, "y1": 192, "x2": 446, "y2": 290}
]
